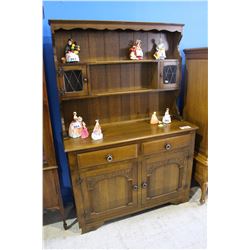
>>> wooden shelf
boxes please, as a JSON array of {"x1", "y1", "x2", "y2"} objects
[
  {"x1": 61, "y1": 87, "x2": 178, "y2": 101},
  {"x1": 87, "y1": 59, "x2": 158, "y2": 65},
  {"x1": 94, "y1": 88, "x2": 167, "y2": 96},
  {"x1": 63, "y1": 119, "x2": 198, "y2": 152},
  {"x1": 58, "y1": 59, "x2": 178, "y2": 67}
]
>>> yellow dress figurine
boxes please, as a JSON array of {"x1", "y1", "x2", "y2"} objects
[
  {"x1": 150, "y1": 111, "x2": 159, "y2": 124},
  {"x1": 154, "y1": 38, "x2": 167, "y2": 60}
]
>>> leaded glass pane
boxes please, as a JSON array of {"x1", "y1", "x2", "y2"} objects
[
  {"x1": 163, "y1": 65, "x2": 177, "y2": 84},
  {"x1": 63, "y1": 70, "x2": 83, "y2": 92}
]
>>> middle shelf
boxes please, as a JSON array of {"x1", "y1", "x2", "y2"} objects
[{"x1": 57, "y1": 59, "x2": 180, "y2": 101}]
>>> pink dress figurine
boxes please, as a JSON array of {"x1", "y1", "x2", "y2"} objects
[
  {"x1": 68, "y1": 112, "x2": 83, "y2": 138},
  {"x1": 150, "y1": 111, "x2": 159, "y2": 125},
  {"x1": 81, "y1": 122, "x2": 89, "y2": 139},
  {"x1": 91, "y1": 119, "x2": 103, "y2": 140},
  {"x1": 135, "y1": 40, "x2": 143, "y2": 60}
]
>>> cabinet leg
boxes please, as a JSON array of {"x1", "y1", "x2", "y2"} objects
[
  {"x1": 200, "y1": 182, "x2": 208, "y2": 204},
  {"x1": 63, "y1": 220, "x2": 68, "y2": 230},
  {"x1": 81, "y1": 221, "x2": 104, "y2": 234}
]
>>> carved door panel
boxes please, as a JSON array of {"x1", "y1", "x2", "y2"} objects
[
  {"x1": 79, "y1": 160, "x2": 138, "y2": 222},
  {"x1": 141, "y1": 150, "x2": 189, "y2": 206}
]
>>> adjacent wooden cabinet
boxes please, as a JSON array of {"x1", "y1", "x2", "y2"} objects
[
  {"x1": 183, "y1": 48, "x2": 208, "y2": 204},
  {"x1": 49, "y1": 20, "x2": 198, "y2": 233},
  {"x1": 43, "y1": 67, "x2": 67, "y2": 229}
]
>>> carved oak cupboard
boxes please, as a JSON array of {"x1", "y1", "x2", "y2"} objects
[{"x1": 49, "y1": 20, "x2": 198, "y2": 233}]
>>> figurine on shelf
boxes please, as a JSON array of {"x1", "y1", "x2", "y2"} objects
[
  {"x1": 129, "y1": 40, "x2": 143, "y2": 60},
  {"x1": 162, "y1": 108, "x2": 171, "y2": 124},
  {"x1": 68, "y1": 112, "x2": 83, "y2": 138},
  {"x1": 81, "y1": 121, "x2": 89, "y2": 139},
  {"x1": 64, "y1": 38, "x2": 81, "y2": 63},
  {"x1": 91, "y1": 119, "x2": 103, "y2": 140},
  {"x1": 158, "y1": 121, "x2": 164, "y2": 127},
  {"x1": 150, "y1": 111, "x2": 159, "y2": 125},
  {"x1": 154, "y1": 38, "x2": 166, "y2": 60}
]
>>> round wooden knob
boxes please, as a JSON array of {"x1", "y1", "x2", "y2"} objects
[
  {"x1": 133, "y1": 185, "x2": 138, "y2": 191},
  {"x1": 142, "y1": 182, "x2": 147, "y2": 189},
  {"x1": 106, "y1": 154, "x2": 113, "y2": 162}
]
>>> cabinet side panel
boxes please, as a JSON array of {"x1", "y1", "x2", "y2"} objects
[
  {"x1": 184, "y1": 59, "x2": 208, "y2": 156},
  {"x1": 43, "y1": 169, "x2": 60, "y2": 209}
]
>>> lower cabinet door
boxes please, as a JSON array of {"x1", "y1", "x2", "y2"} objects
[
  {"x1": 141, "y1": 150, "x2": 190, "y2": 206},
  {"x1": 79, "y1": 160, "x2": 138, "y2": 221}
]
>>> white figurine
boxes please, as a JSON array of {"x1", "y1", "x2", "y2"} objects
[
  {"x1": 154, "y1": 38, "x2": 166, "y2": 60},
  {"x1": 150, "y1": 111, "x2": 159, "y2": 125},
  {"x1": 91, "y1": 119, "x2": 103, "y2": 140},
  {"x1": 68, "y1": 112, "x2": 83, "y2": 138},
  {"x1": 162, "y1": 108, "x2": 171, "y2": 124}
]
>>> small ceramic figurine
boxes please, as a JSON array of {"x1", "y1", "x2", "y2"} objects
[
  {"x1": 81, "y1": 121, "x2": 89, "y2": 139},
  {"x1": 64, "y1": 38, "x2": 80, "y2": 63},
  {"x1": 158, "y1": 121, "x2": 164, "y2": 127},
  {"x1": 150, "y1": 111, "x2": 159, "y2": 125},
  {"x1": 91, "y1": 119, "x2": 103, "y2": 140},
  {"x1": 129, "y1": 40, "x2": 143, "y2": 60},
  {"x1": 68, "y1": 112, "x2": 83, "y2": 138},
  {"x1": 162, "y1": 108, "x2": 171, "y2": 124},
  {"x1": 153, "y1": 38, "x2": 166, "y2": 60}
]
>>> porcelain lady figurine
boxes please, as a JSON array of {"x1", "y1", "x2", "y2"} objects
[
  {"x1": 91, "y1": 119, "x2": 103, "y2": 140},
  {"x1": 81, "y1": 121, "x2": 89, "y2": 139},
  {"x1": 153, "y1": 38, "x2": 166, "y2": 60},
  {"x1": 129, "y1": 40, "x2": 143, "y2": 60},
  {"x1": 150, "y1": 111, "x2": 159, "y2": 125},
  {"x1": 68, "y1": 112, "x2": 83, "y2": 138},
  {"x1": 162, "y1": 108, "x2": 171, "y2": 124},
  {"x1": 135, "y1": 40, "x2": 143, "y2": 60}
]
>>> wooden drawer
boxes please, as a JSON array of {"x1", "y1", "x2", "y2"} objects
[
  {"x1": 142, "y1": 134, "x2": 192, "y2": 155},
  {"x1": 77, "y1": 144, "x2": 138, "y2": 168}
]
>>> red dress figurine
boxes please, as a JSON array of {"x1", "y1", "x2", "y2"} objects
[{"x1": 129, "y1": 40, "x2": 143, "y2": 60}]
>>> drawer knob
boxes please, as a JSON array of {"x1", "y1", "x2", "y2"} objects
[
  {"x1": 142, "y1": 182, "x2": 148, "y2": 189},
  {"x1": 165, "y1": 143, "x2": 172, "y2": 151},
  {"x1": 106, "y1": 154, "x2": 113, "y2": 162},
  {"x1": 133, "y1": 185, "x2": 138, "y2": 191}
]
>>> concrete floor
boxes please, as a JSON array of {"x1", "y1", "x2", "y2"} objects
[{"x1": 43, "y1": 187, "x2": 207, "y2": 249}]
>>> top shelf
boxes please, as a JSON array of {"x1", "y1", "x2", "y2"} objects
[
  {"x1": 49, "y1": 20, "x2": 184, "y2": 33},
  {"x1": 58, "y1": 59, "x2": 178, "y2": 67}
]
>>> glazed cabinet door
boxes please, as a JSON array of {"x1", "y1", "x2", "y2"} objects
[
  {"x1": 57, "y1": 65, "x2": 89, "y2": 100},
  {"x1": 78, "y1": 160, "x2": 138, "y2": 222},
  {"x1": 141, "y1": 150, "x2": 190, "y2": 206}
]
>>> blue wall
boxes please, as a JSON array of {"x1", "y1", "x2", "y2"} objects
[{"x1": 43, "y1": 0, "x2": 208, "y2": 204}]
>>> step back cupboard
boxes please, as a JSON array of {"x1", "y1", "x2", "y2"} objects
[{"x1": 49, "y1": 20, "x2": 198, "y2": 233}]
